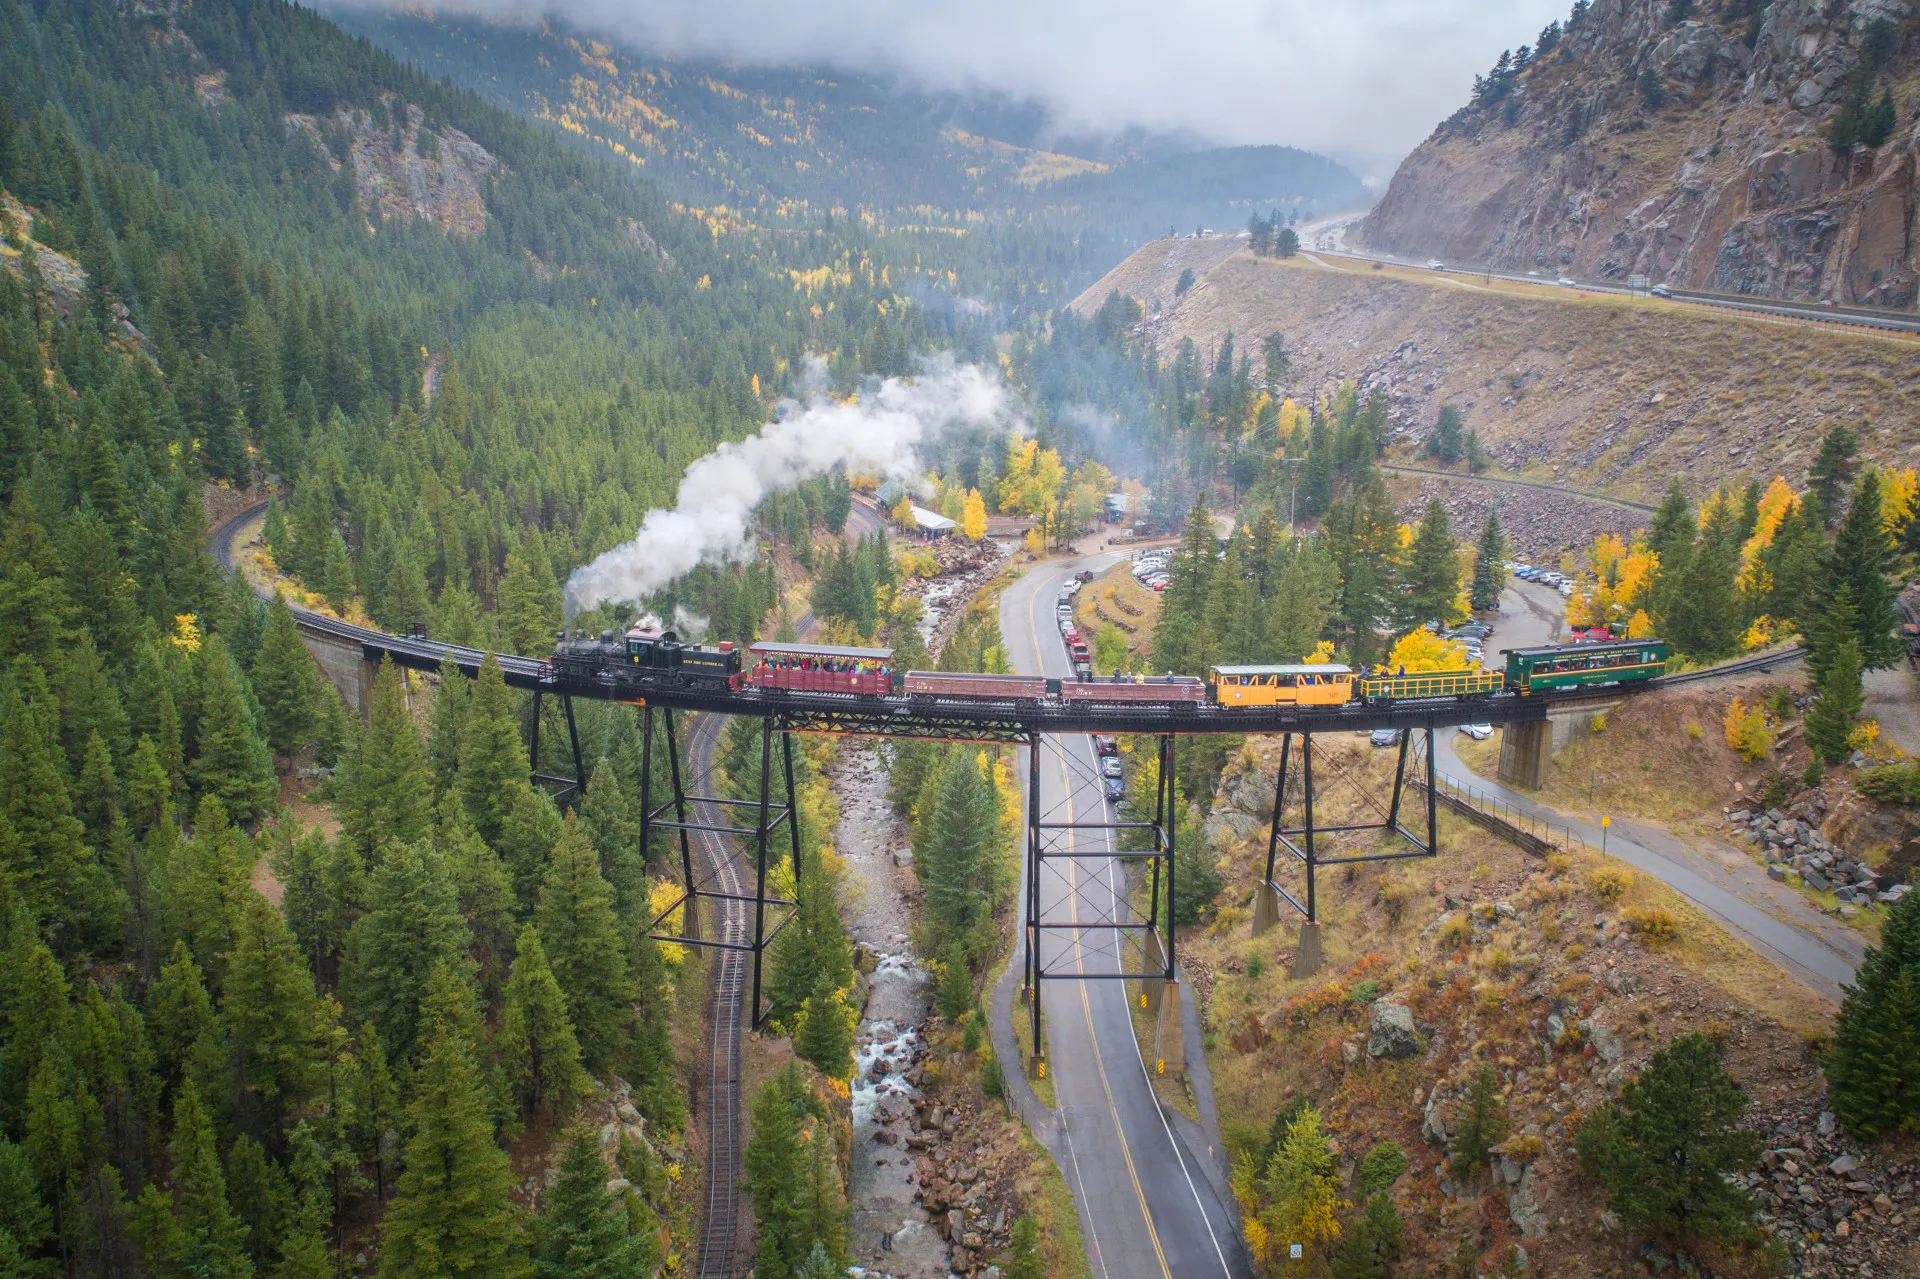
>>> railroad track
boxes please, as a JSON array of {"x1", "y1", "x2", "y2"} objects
[
  {"x1": 1654, "y1": 646, "x2": 1805, "y2": 687},
  {"x1": 685, "y1": 713, "x2": 748, "y2": 1279}
]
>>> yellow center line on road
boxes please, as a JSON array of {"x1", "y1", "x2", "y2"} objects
[{"x1": 1023, "y1": 569, "x2": 1173, "y2": 1279}]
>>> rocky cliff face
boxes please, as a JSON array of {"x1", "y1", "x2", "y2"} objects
[
  {"x1": 1359, "y1": 0, "x2": 1920, "y2": 308},
  {"x1": 284, "y1": 99, "x2": 496, "y2": 236}
]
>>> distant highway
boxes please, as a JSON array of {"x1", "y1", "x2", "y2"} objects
[{"x1": 1294, "y1": 215, "x2": 1920, "y2": 338}]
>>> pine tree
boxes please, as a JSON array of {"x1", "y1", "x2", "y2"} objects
[
  {"x1": 536, "y1": 816, "x2": 632, "y2": 1071},
  {"x1": 1424, "y1": 405, "x2": 1464, "y2": 464},
  {"x1": 498, "y1": 553, "x2": 561, "y2": 657},
  {"x1": 531, "y1": 1132, "x2": 653, "y2": 1279},
  {"x1": 224, "y1": 1133, "x2": 280, "y2": 1272},
  {"x1": 169, "y1": 1088, "x2": 252, "y2": 1279},
  {"x1": 1, "y1": 662, "x2": 118, "y2": 951},
  {"x1": 1448, "y1": 1066, "x2": 1507, "y2": 1181},
  {"x1": 459, "y1": 654, "x2": 532, "y2": 847},
  {"x1": 745, "y1": 1067, "x2": 809, "y2": 1279},
  {"x1": 252, "y1": 593, "x2": 322, "y2": 763},
  {"x1": 1806, "y1": 423, "x2": 1857, "y2": 524},
  {"x1": 627, "y1": 933, "x2": 683, "y2": 1132},
  {"x1": 1823, "y1": 889, "x2": 1920, "y2": 1137},
  {"x1": 1576, "y1": 1033, "x2": 1762, "y2": 1243},
  {"x1": 339, "y1": 660, "x2": 433, "y2": 860},
  {"x1": 1402, "y1": 498, "x2": 1459, "y2": 628},
  {"x1": 340, "y1": 844, "x2": 470, "y2": 1064},
  {"x1": 1804, "y1": 638, "x2": 1864, "y2": 764},
  {"x1": 920, "y1": 750, "x2": 999, "y2": 953},
  {"x1": 1825, "y1": 469, "x2": 1902, "y2": 669},
  {"x1": 381, "y1": 542, "x2": 432, "y2": 636},
  {"x1": 428, "y1": 657, "x2": 469, "y2": 798},
  {"x1": 220, "y1": 894, "x2": 324, "y2": 1135},
  {"x1": 766, "y1": 863, "x2": 853, "y2": 1025},
  {"x1": 793, "y1": 973, "x2": 855, "y2": 1080},
  {"x1": 1168, "y1": 797, "x2": 1222, "y2": 927},
  {"x1": 262, "y1": 501, "x2": 292, "y2": 572},
  {"x1": 576, "y1": 761, "x2": 642, "y2": 928},
  {"x1": 1647, "y1": 480, "x2": 1695, "y2": 570},
  {"x1": 1664, "y1": 493, "x2": 1741, "y2": 661},
  {"x1": 165, "y1": 796, "x2": 254, "y2": 986},
  {"x1": 498, "y1": 925, "x2": 588, "y2": 1120},
  {"x1": 378, "y1": 982, "x2": 525, "y2": 1279},
  {"x1": 0, "y1": 925, "x2": 70, "y2": 1118},
  {"x1": 441, "y1": 816, "x2": 519, "y2": 1001},
  {"x1": 189, "y1": 636, "x2": 277, "y2": 825},
  {"x1": 1329, "y1": 1193, "x2": 1404, "y2": 1279},
  {"x1": 799, "y1": 1118, "x2": 847, "y2": 1268},
  {"x1": 319, "y1": 531, "x2": 355, "y2": 615},
  {"x1": 1469, "y1": 510, "x2": 1507, "y2": 612},
  {"x1": 148, "y1": 939, "x2": 215, "y2": 1092}
]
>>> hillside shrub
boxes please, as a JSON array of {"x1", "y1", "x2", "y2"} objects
[
  {"x1": 1857, "y1": 762, "x2": 1920, "y2": 805},
  {"x1": 1357, "y1": 1142, "x2": 1409, "y2": 1195},
  {"x1": 1589, "y1": 866, "x2": 1634, "y2": 904},
  {"x1": 1624, "y1": 906, "x2": 1679, "y2": 945},
  {"x1": 1722, "y1": 698, "x2": 1770, "y2": 762},
  {"x1": 1449, "y1": 1066, "x2": 1507, "y2": 1181}
]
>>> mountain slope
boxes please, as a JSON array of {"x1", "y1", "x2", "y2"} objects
[
  {"x1": 1358, "y1": 0, "x2": 1920, "y2": 308},
  {"x1": 321, "y1": 6, "x2": 1370, "y2": 256},
  {"x1": 1068, "y1": 240, "x2": 1920, "y2": 506}
]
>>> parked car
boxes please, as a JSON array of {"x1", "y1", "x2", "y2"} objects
[
  {"x1": 1452, "y1": 622, "x2": 1494, "y2": 639},
  {"x1": 1148, "y1": 579, "x2": 1168, "y2": 592},
  {"x1": 1558, "y1": 581, "x2": 1575, "y2": 597},
  {"x1": 1458, "y1": 723, "x2": 1494, "y2": 740},
  {"x1": 1075, "y1": 569, "x2": 1096, "y2": 582},
  {"x1": 1100, "y1": 756, "x2": 1124, "y2": 780},
  {"x1": 1104, "y1": 777, "x2": 1125, "y2": 802},
  {"x1": 1092, "y1": 734, "x2": 1118, "y2": 756},
  {"x1": 1369, "y1": 728, "x2": 1400, "y2": 748}
]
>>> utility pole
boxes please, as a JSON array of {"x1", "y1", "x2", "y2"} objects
[{"x1": 1283, "y1": 457, "x2": 1306, "y2": 530}]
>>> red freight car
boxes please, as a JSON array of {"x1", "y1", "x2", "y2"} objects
[
  {"x1": 903, "y1": 671, "x2": 1049, "y2": 700},
  {"x1": 747, "y1": 642, "x2": 894, "y2": 695}
]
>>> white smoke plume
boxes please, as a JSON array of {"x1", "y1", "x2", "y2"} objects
[{"x1": 565, "y1": 356, "x2": 1020, "y2": 613}]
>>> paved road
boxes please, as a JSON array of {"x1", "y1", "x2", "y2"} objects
[
  {"x1": 1438, "y1": 578, "x2": 1863, "y2": 999},
  {"x1": 998, "y1": 553, "x2": 1248, "y2": 1279}
]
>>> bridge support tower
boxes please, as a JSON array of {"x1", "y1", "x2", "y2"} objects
[
  {"x1": 639, "y1": 707, "x2": 800, "y2": 1029},
  {"x1": 1256, "y1": 727, "x2": 1440, "y2": 978},
  {"x1": 1024, "y1": 732, "x2": 1181, "y2": 1078}
]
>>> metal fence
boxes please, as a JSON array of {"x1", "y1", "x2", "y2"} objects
[{"x1": 1407, "y1": 737, "x2": 1600, "y2": 856}]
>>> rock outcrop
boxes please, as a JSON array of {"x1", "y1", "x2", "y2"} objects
[
  {"x1": 284, "y1": 97, "x2": 496, "y2": 236},
  {"x1": 1360, "y1": 0, "x2": 1920, "y2": 308}
]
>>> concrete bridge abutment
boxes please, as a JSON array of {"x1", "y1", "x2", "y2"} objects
[
  {"x1": 295, "y1": 622, "x2": 380, "y2": 720},
  {"x1": 1496, "y1": 698, "x2": 1621, "y2": 788}
]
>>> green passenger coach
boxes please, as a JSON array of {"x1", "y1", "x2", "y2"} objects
[{"x1": 1503, "y1": 640, "x2": 1670, "y2": 693}]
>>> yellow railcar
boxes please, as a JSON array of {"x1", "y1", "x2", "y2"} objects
[
  {"x1": 1356, "y1": 667, "x2": 1505, "y2": 702},
  {"x1": 1207, "y1": 664, "x2": 1357, "y2": 707}
]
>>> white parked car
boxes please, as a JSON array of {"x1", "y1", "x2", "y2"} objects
[{"x1": 1458, "y1": 723, "x2": 1494, "y2": 741}]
